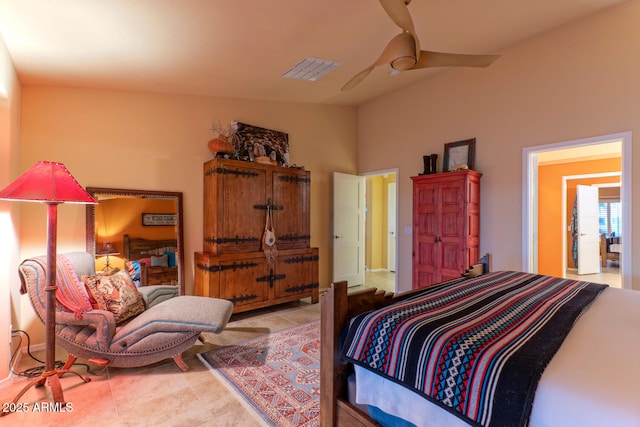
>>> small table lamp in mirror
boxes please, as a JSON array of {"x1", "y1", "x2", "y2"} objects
[{"x1": 96, "y1": 241, "x2": 119, "y2": 271}]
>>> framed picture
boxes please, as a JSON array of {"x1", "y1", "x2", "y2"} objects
[
  {"x1": 142, "y1": 213, "x2": 177, "y2": 226},
  {"x1": 230, "y1": 121, "x2": 290, "y2": 167},
  {"x1": 443, "y1": 138, "x2": 476, "y2": 172}
]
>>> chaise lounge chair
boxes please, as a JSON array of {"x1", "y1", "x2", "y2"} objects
[{"x1": 18, "y1": 251, "x2": 234, "y2": 371}]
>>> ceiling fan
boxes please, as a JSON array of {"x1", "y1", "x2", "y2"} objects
[{"x1": 342, "y1": 0, "x2": 500, "y2": 91}]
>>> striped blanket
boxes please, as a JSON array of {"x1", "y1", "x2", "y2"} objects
[{"x1": 342, "y1": 271, "x2": 607, "y2": 427}]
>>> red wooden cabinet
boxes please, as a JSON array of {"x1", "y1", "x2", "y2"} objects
[{"x1": 412, "y1": 170, "x2": 481, "y2": 289}]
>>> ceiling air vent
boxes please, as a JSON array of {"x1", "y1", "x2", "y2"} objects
[{"x1": 282, "y1": 57, "x2": 340, "y2": 81}]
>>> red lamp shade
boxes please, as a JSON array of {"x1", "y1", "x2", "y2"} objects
[{"x1": 0, "y1": 161, "x2": 97, "y2": 204}]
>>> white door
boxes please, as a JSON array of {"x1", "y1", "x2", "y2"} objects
[
  {"x1": 576, "y1": 185, "x2": 600, "y2": 274},
  {"x1": 387, "y1": 182, "x2": 397, "y2": 272},
  {"x1": 333, "y1": 172, "x2": 365, "y2": 286}
]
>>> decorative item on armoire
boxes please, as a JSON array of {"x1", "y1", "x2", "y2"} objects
[
  {"x1": 262, "y1": 202, "x2": 278, "y2": 264},
  {"x1": 231, "y1": 121, "x2": 289, "y2": 166},
  {"x1": 443, "y1": 138, "x2": 476, "y2": 172},
  {"x1": 420, "y1": 153, "x2": 439, "y2": 175},
  {"x1": 207, "y1": 120, "x2": 234, "y2": 158}
]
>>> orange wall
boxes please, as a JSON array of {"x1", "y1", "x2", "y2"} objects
[
  {"x1": 538, "y1": 158, "x2": 621, "y2": 277},
  {"x1": 95, "y1": 198, "x2": 177, "y2": 254}
]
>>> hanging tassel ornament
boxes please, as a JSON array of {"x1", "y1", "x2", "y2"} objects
[{"x1": 263, "y1": 203, "x2": 278, "y2": 264}]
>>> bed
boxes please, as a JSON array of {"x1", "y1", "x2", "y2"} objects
[
  {"x1": 320, "y1": 255, "x2": 640, "y2": 427},
  {"x1": 123, "y1": 234, "x2": 179, "y2": 287},
  {"x1": 600, "y1": 234, "x2": 620, "y2": 267}
]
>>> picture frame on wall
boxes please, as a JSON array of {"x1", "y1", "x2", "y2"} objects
[{"x1": 443, "y1": 138, "x2": 476, "y2": 172}]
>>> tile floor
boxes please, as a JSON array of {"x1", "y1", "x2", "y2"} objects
[
  {"x1": 362, "y1": 270, "x2": 396, "y2": 293},
  {"x1": 565, "y1": 265, "x2": 621, "y2": 288},
  {"x1": 0, "y1": 299, "x2": 321, "y2": 427}
]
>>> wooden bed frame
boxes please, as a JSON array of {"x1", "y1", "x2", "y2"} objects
[
  {"x1": 320, "y1": 254, "x2": 492, "y2": 427},
  {"x1": 123, "y1": 234, "x2": 179, "y2": 287}
]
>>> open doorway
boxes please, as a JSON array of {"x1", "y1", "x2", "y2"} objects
[
  {"x1": 523, "y1": 132, "x2": 631, "y2": 289},
  {"x1": 562, "y1": 175, "x2": 621, "y2": 287},
  {"x1": 362, "y1": 170, "x2": 398, "y2": 293}
]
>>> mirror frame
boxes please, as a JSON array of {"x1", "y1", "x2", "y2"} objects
[{"x1": 85, "y1": 187, "x2": 185, "y2": 295}]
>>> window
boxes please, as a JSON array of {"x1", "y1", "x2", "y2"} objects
[{"x1": 599, "y1": 201, "x2": 621, "y2": 236}]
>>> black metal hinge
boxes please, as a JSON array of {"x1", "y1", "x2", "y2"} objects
[
  {"x1": 278, "y1": 175, "x2": 311, "y2": 184},
  {"x1": 230, "y1": 294, "x2": 258, "y2": 304},
  {"x1": 284, "y1": 283, "x2": 319, "y2": 293},
  {"x1": 278, "y1": 234, "x2": 311, "y2": 242},
  {"x1": 204, "y1": 236, "x2": 260, "y2": 245},
  {"x1": 283, "y1": 255, "x2": 319, "y2": 264},
  {"x1": 196, "y1": 261, "x2": 259, "y2": 273},
  {"x1": 205, "y1": 167, "x2": 260, "y2": 178}
]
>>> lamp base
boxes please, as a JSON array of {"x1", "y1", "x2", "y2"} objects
[{"x1": 0, "y1": 366, "x2": 91, "y2": 417}]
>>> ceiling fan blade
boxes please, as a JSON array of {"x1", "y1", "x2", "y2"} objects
[
  {"x1": 341, "y1": 65, "x2": 376, "y2": 91},
  {"x1": 414, "y1": 51, "x2": 500, "y2": 69},
  {"x1": 379, "y1": 0, "x2": 415, "y2": 34},
  {"x1": 342, "y1": 33, "x2": 413, "y2": 91}
]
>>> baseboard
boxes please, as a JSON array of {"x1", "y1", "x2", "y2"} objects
[{"x1": 24, "y1": 343, "x2": 45, "y2": 353}]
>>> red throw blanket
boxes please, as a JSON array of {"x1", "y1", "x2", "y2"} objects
[{"x1": 32, "y1": 255, "x2": 93, "y2": 318}]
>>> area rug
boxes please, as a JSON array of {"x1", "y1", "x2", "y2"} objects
[{"x1": 199, "y1": 320, "x2": 320, "y2": 427}]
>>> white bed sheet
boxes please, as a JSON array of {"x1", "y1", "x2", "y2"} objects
[{"x1": 355, "y1": 287, "x2": 640, "y2": 427}]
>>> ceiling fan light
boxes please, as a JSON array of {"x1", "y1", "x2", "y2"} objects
[{"x1": 391, "y1": 56, "x2": 416, "y2": 71}]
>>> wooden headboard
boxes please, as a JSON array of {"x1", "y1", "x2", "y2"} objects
[{"x1": 123, "y1": 234, "x2": 178, "y2": 261}]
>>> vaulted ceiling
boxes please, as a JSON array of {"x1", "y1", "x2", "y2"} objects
[{"x1": 0, "y1": 0, "x2": 628, "y2": 106}]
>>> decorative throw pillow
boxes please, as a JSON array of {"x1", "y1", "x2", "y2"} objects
[
  {"x1": 125, "y1": 260, "x2": 142, "y2": 288},
  {"x1": 84, "y1": 268, "x2": 121, "y2": 309},
  {"x1": 83, "y1": 270, "x2": 145, "y2": 323},
  {"x1": 164, "y1": 251, "x2": 177, "y2": 268},
  {"x1": 151, "y1": 254, "x2": 169, "y2": 267}
]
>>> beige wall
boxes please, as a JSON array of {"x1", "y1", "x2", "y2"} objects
[
  {"x1": 357, "y1": 0, "x2": 640, "y2": 292},
  {"x1": 0, "y1": 33, "x2": 22, "y2": 381},
  {"x1": 16, "y1": 87, "x2": 357, "y2": 344}
]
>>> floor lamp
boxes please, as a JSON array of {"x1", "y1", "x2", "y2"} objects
[{"x1": 0, "y1": 161, "x2": 96, "y2": 415}]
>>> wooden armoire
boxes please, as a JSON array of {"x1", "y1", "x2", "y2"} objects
[
  {"x1": 194, "y1": 158, "x2": 319, "y2": 313},
  {"x1": 411, "y1": 170, "x2": 481, "y2": 289}
]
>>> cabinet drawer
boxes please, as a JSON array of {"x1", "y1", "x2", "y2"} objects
[
  {"x1": 219, "y1": 259, "x2": 270, "y2": 306},
  {"x1": 194, "y1": 248, "x2": 319, "y2": 313},
  {"x1": 275, "y1": 249, "x2": 319, "y2": 299}
]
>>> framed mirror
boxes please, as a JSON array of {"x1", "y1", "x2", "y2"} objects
[{"x1": 86, "y1": 187, "x2": 185, "y2": 295}]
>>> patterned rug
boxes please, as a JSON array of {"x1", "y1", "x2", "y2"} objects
[{"x1": 199, "y1": 320, "x2": 320, "y2": 427}]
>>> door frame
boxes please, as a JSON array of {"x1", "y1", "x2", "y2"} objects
[
  {"x1": 523, "y1": 131, "x2": 632, "y2": 289},
  {"x1": 387, "y1": 181, "x2": 397, "y2": 272},
  {"x1": 361, "y1": 168, "x2": 399, "y2": 292}
]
